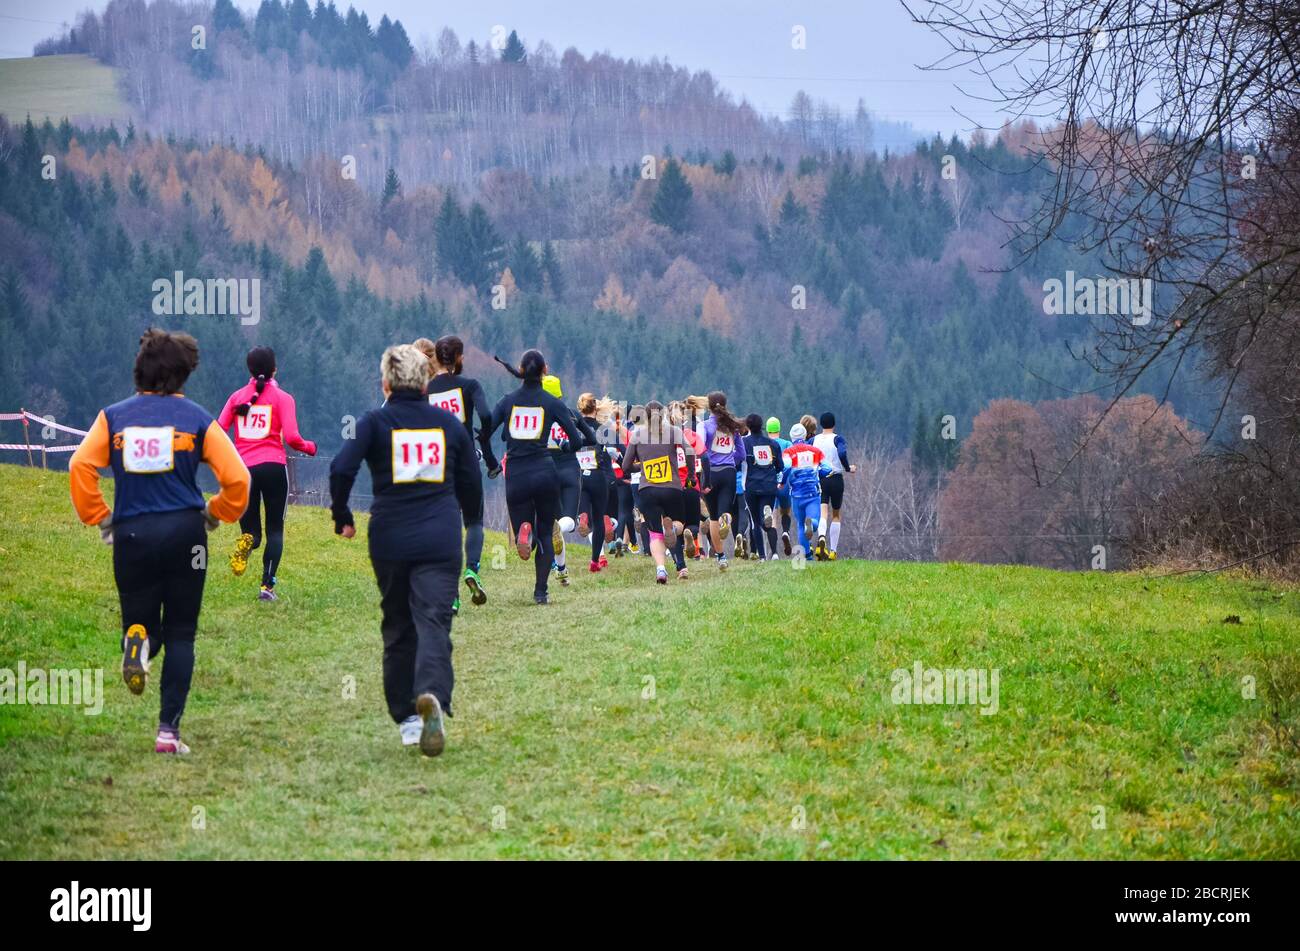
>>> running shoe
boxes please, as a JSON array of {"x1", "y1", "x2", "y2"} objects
[
  {"x1": 719, "y1": 513, "x2": 731, "y2": 540},
  {"x1": 259, "y1": 585, "x2": 278, "y2": 602},
  {"x1": 815, "y1": 535, "x2": 829, "y2": 561},
  {"x1": 552, "y1": 520, "x2": 563, "y2": 553},
  {"x1": 628, "y1": 543, "x2": 640, "y2": 555},
  {"x1": 735, "y1": 533, "x2": 747, "y2": 559},
  {"x1": 683, "y1": 527, "x2": 697, "y2": 558},
  {"x1": 398, "y1": 715, "x2": 422, "y2": 747},
  {"x1": 415, "y1": 693, "x2": 445, "y2": 757},
  {"x1": 516, "y1": 523, "x2": 533, "y2": 560},
  {"x1": 768, "y1": 552, "x2": 779, "y2": 561},
  {"x1": 603, "y1": 515, "x2": 614, "y2": 538},
  {"x1": 230, "y1": 532, "x2": 254, "y2": 576},
  {"x1": 782, "y1": 531, "x2": 792, "y2": 556},
  {"x1": 661, "y1": 518, "x2": 678, "y2": 551},
  {"x1": 828, "y1": 551, "x2": 838, "y2": 561},
  {"x1": 762, "y1": 505, "x2": 773, "y2": 528},
  {"x1": 452, "y1": 597, "x2": 460, "y2": 617},
  {"x1": 464, "y1": 567, "x2": 487, "y2": 605},
  {"x1": 718, "y1": 555, "x2": 729, "y2": 571},
  {"x1": 534, "y1": 593, "x2": 548, "y2": 605},
  {"x1": 804, "y1": 517, "x2": 815, "y2": 539},
  {"x1": 577, "y1": 513, "x2": 590, "y2": 537},
  {"x1": 589, "y1": 560, "x2": 601, "y2": 573},
  {"x1": 655, "y1": 566, "x2": 668, "y2": 584},
  {"x1": 556, "y1": 564, "x2": 570, "y2": 586},
  {"x1": 677, "y1": 567, "x2": 688, "y2": 581},
  {"x1": 598, "y1": 556, "x2": 609, "y2": 568},
  {"x1": 122, "y1": 624, "x2": 150, "y2": 696},
  {"x1": 155, "y1": 728, "x2": 190, "y2": 755}
]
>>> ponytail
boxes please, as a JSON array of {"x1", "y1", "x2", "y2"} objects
[
  {"x1": 495, "y1": 349, "x2": 545, "y2": 381},
  {"x1": 707, "y1": 390, "x2": 747, "y2": 437},
  {"x1": 237, "y1": 346, "x2": 276, "y2": 418}
]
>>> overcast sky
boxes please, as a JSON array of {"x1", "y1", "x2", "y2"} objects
[{"x1": 0, "y1": 0, "x2": 1010, "y2": 135}]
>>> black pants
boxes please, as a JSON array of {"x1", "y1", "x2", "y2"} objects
[
  {"x1": 705, "y1": 465, "x2": 737, "y2": 521},
  {"x1": 506, "y1": 462, "x2": 560, "y2": 597},
  {"x1": 579, "y1": 472, "x2": 609, "y2": 561},
  {"x1": 746, "y1": 489, "x2": 778, "y2": 559},
  {"x1": 372, "y1": 558, "x2": 457, "y2": 722},
  {"x1": 464, "y1": 486, "x2": 485, "y2": 572},
  {"x1": 631, "y1": 482, "x2": 652, "y2": 550},
  {"x1": 113, "y1": 509, "x2": 206, "y2": 729},
  {"x1": 239, "y1": 462, "x2": 288, "y2": 588},
  {"x1": 615, "y1": 481, "x2": 635, "y2": 547}
]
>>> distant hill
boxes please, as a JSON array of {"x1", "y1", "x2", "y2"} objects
[{"x1": 0, "y1": 55, "x2": 128, "y2": 125}]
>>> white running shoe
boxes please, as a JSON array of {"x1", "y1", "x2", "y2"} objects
[
  {"x1": 398, "y1": 715, "x2": 422, "y2": 747},
  {"x1": 416, "y1": 694, "x2": 446, "y2": 757}
]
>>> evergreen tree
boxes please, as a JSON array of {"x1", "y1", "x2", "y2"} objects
[
  {"x1": 127, "y1": 169, "x2": 149, "y2": 205},
  {"x1": 713, "y1": 150, "x2": 737, "y2": 176},
  {"x1": 507, "y1": 235, "x2": 543, "y2": 292},
  {"x1": 214, "y1": 0, "x2": 246, "y2": 33},
  {"x1": 380, "y1": 167, "x2": 401, "y2": 207},
  {"x1": 541, "y1": 240, "x2": 564, "y2": 298},
  {"x1": 650, "y1": 159, "x2": 693, "y2": 233},
  {"x1": 464, "y1": 202, "x2": 504, "y2": 292},
  {"x1": 501, "y1": 30, "x2": 527, "y2": 63},
  {"x1": 434, "y1": 192, "x2": 468, "y2": 280}
]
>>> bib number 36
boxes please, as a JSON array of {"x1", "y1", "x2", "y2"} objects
[
  {"x1": 122, "y1": 426, "x2": 175, "y2": 474},
  {"x1": 392, "y1": 429, "x2": 446, "y2": 483}
]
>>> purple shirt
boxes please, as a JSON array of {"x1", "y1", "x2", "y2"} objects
[{"x1": 699, "y1": 417, "x2": 746, "y2": 469}]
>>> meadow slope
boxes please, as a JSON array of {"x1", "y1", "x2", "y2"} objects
[{"x1": 0, "y1": 465, "x2": 1296, "y2": 859}]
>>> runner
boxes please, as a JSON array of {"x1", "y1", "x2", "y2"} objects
[
  {"x1": 543, "y1": 374, "x2": 596, "y2": 585},
  {"x1": 217, "y1": 346, "x2": 317, "y2": 602},
  {"x1": 783, "y1": 422, "x2": 829, "y2": 562},
  {"x1": 812, "y1": 411, "x2": 857, "y2": 560},
  {"x1": 698, "y1": 391, "x2": 747, "y2": 570},
  {"x1": 69, "y1": 329, "x2": 250, "y2": 754},
  {"x1": 417, "y1": 335, "x2": 499, "y2": 609},
  {"x1": 330, "y1": 344, "x2": 482, "y2": 756},
  {"x1": 626, "y1": 403, "x2": 653, "y2": 555},
  {"x1": 668, "y1": 399, "x2": 705, "y2": 575},
  {"x1": 608, "y1": 405, "x2": 635, "y2": 557},
  {"x1": 766, "y1": 416, "x2": 794, "y2": 556},
  {"x1": 575, "y1": 392, "x2": 617, "y2": 572},
  {"x1": 743, "y1": 413, "x2": 785, "y2": 560},
  {"x1": 621, "y1": 400, "x2": 702, "y2": 584},
  {"x1": 487, "y1": 350, "x2": 585, "y2": 604}
]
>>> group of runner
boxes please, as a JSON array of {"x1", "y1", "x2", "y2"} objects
[{"x1": 69, "y1": 330, "x2": 855, "y2": 758}]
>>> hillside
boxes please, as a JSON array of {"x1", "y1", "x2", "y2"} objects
[
  {"x1": 0, "y1": 55, "x2": 128, "y2": 124},
  {"x1": 1, "y1": 465, "x2": 1296, "y2": 859}
]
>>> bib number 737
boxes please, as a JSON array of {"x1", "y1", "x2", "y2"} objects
[{"x1": 392, "y1": 429, "x2": 447, "y2": 483}]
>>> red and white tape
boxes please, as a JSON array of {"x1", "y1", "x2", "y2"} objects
[
  {"x1": 21, "y1": 411, "x2": 89, "y2": 437},
  {"x1": 0, "y1": 443, "x2": 77, "y2": 452}
]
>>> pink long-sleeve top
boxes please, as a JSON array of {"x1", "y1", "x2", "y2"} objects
[{"x1": 217, "y1": 378, "x2": 316, "y2": 467}]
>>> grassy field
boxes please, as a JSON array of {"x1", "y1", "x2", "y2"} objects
[
  {"x1": 0, "y1": 464, "x2": 1296, "y2": 859},
  {"x1": 0, "y1": 55, "x2": 129, "y2": 125}
]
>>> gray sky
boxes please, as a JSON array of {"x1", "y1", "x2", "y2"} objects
[{"x1": 0, "y1": 0, "x2": 1009, "y2": 135}]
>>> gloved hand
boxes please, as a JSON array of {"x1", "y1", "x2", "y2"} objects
[
  {"x1": 98, "y1": 516, "x2": 114, "y2": 546},
  {"x1": 203, "y1": 503, "x2": 221, "y2": 532},
  {"x1": 487, "y1": 465, "x2": 502, "y2": 480}
]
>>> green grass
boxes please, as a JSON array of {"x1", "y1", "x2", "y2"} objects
[
  {"x1": 0, "y1": 55, "x2": 129, "y2": 125},
  {"x1": 0, "y1": 464, "x2": 1296, "y2": 859}
]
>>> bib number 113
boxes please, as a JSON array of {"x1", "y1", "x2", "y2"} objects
[{"x1": 392, "y1": 429, "x2": 446, "y2": 483}]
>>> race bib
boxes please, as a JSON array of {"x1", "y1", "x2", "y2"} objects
[
  {"x1": 796, "y1": 450, "x2": 815, "y2": 468},
  {"x1": 429, "y1": 387, "x2": 465, "y2": 423},
  {"x1": 235, "y1": 404, "x2": 273, "y2": 441},
  {"x1": 508, "y1": 407, "x2": 544, "y2": 440},
  {"x1": 676, "y1": 446, "x2": 687, "y2": 469},
  {"x1": 753, "y1": 445, "x2": 773, "y2": 466},
  {"x1": 577, "y1": 448, "x2": 598, "y2": 471},
  {"x1": 631, "y1": 471, "x2": 641, "y2": 485},
  {"x1": 710, "y1": 431, "x2": 734, "y2": 454},
  {"x1": 392, "y1": 428, "x2": 446, "y2": 483},
  {"x1": 643, "y1": 454, "x2": 673, "y2": 485},
  {"x1": 122, "y1": 426, "x2": 175, "y2": 474},
  {"x1": 546, "y1": 421, "x2": 567, "y2": 450}
]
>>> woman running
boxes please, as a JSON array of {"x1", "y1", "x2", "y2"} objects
[
  {"x1": 698, "y1": 391, "x2": 748, "y2": 570},
  {"x1": 621, "y1": 400, "x2": 703, "y2": 584},
  {"x1": 668, "y1": 399, "x2": 705, "y2": 573},
  {"x1": 784, "y1": 422, "x2": 830, "y2": 562},
  {"x1": 766, "y1": 417, "x2": 794, "y2": 556},
  {"x1": 70, "y1": 329, "x2": 250, "y2": 754},
  {"x1": 487, "y1": 350, "x2": 585, "y2": 604},
  {"x1": 330, "y1": 344, "x2": 482, "y2": 756},
  {"x1": 811, "y1": 411, "x2": 857, "y2": 560},
  {"x1": 543, "y1": 374, "x2": 596, "y2": 586},
  {"x1": 217, "y1": 347, "x2": 317, "y2": 602},
  {"x1": 609, "y1": 405, "x2": 635, "y2": 557},
  {"x1": 417, "y1": 335, "x2": 499, "y2": 607},
  {"x1": 576, "y1": 392, "x2": 617, "y2": 572},
  {"x1": 743, "y1": 413, "x2": 785, "y2": 560}
]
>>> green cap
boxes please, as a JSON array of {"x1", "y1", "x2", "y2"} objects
[
  {"x1": 542, "y1": 374, "x2": 563, "y2": 399},
  {"x1": 766, "y1": 416, "x2": 781, "y2": 434}
]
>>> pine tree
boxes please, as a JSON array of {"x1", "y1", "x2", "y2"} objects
[
  {"x1": 507, "y1": 234, "x2": 542, "y2": 292},
  {"x1": 381, "y1": 167, "x2": 401, "y2": 207},
  {"x1": 650, "y1": 159, "x2": 693, "y2": 233},
  {"x1": 434, "y1": 193, "x2": 468, "y2": 281},
  {"x1": 464, "y1": 203, "x2": 504, "y2": 292},
  {"x1": 214, "y1": 0, "x2": 246, "y2": 33},
  {"x1": 541, "y1": 240, "x2": 564, "y2": 298},
  {"x1": 128, "y1": 169, "x2": 149, "y2": 205},
  {"x1": 501, "y1": 30, "x2": 527, "y2": 64}
]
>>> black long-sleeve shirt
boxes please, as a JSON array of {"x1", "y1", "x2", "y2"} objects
[
  {"x1": 427, "y1": 372, "x2": 499, "y2": 471},
  {"x1": 329, "y1": 388, "x2": 482, "y2": 564},
  {"x1": 743, "y1": 433, "x2": 786, "y2": 493},
  {"x1": 488, "y1": 380, "x2": 585, "y2": 471}
]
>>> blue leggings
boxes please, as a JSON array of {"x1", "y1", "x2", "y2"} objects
[{"x1": 792, "y1": 495, "x2": 821, "y2": 557}]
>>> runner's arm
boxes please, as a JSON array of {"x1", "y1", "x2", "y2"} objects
[
  {"x1": 470, "y1": 380, "x2": 499, "y2": 470},
  {"x1": 329, "y1": 412, "x2": 372, "y2": 533},
  {"x1": 279, "y1": 392, "x2": 316, "y2": 456},
  {"x1": 216, "y1": 392, "x2": 237, "y2": 432},
  {"x1": 69, "y1": 411, "x2": 111, "y2": 526},
  {"x1": 450, "y1": 422, "x2": 483, "y2": 524},
  {"x1": 202, "y1": 421, "x2": 251, "y2": 522}
]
